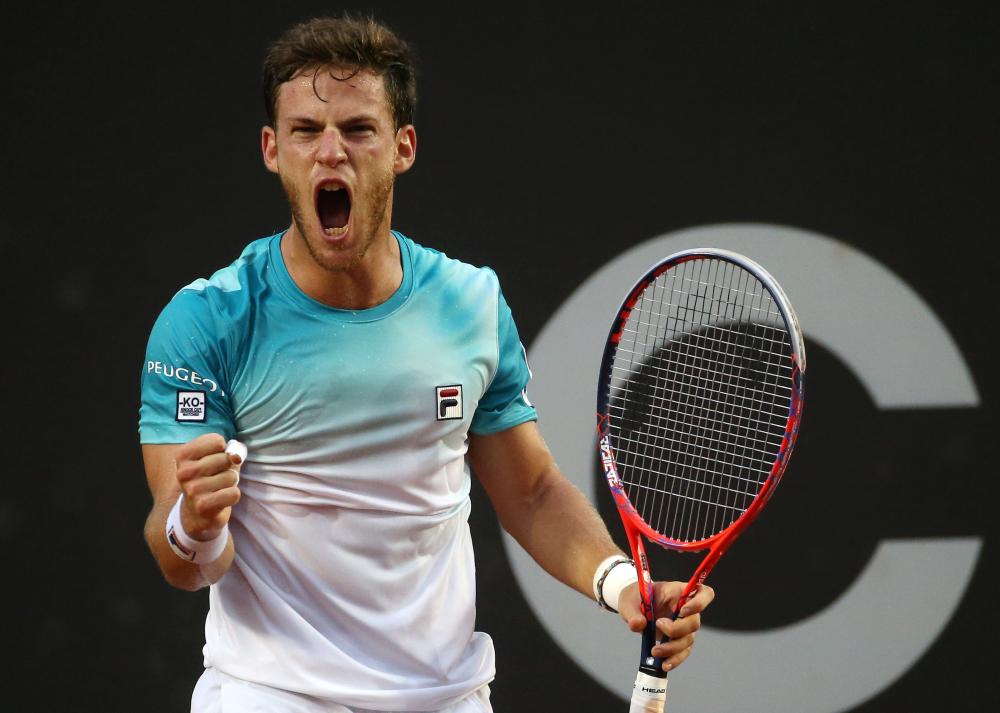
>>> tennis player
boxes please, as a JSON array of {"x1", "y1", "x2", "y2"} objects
[{"x1": 139, "y1": 15, "x2": 713, "y2": 713}]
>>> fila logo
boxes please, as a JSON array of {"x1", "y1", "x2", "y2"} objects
[
  {"x1": 436, "y1": 385, "x2": 463, "y2": 421},
  {"x1": 176, "y1": 390, "x2": 207, "y2": 422}
]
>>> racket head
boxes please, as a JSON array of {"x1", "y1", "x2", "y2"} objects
[{"x1": 597, "y1": 248, "x2": 805, "y2": 552}]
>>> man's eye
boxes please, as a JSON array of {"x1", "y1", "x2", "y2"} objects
[
  {"x1": 292, "y1": 126, "x2": 319, "y2": 134},
  {"x1": 348, "y1": 125, "x2": 375, "y2": 135}
]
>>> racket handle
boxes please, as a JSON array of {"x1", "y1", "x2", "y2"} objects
[{"x1": 629, "y1": 671, "x2": 667, "y2": 712}]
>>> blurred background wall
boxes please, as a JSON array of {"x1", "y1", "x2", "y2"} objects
[{"x1": 2, "y1": 2, "x2": 996, "y2": 711}]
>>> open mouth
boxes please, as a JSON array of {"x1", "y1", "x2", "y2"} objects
[{"x1": 316, "y1": 184, "x2": 351, "y2": 235}]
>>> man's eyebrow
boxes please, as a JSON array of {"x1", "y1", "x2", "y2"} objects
[
  {"x1": 282, "y1": 115, "x2": 324, "y2": 128},
  {"x1": 283, "y1": 114, "x2": 381, "y2": 126},
  {"x1": 339, "y1": 113, "x2": 380, "y2": 125}
]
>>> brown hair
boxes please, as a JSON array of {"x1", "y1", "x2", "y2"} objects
[{"x1": 262, "y1": 15, "x2": 417, "y2": 129}]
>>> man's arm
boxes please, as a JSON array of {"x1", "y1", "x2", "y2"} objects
[
  {"x1": 468, "y1": 421, "x2": 714, "y2": 671},
  {"x1": 142, "y1": 434, "x2": 241, "y2": 591},
  {"x1": 468, "y1": 421, "x2": 617, "y2": 598}
]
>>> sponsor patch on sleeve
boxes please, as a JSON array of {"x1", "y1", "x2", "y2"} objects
[{"x1": 176, "y1": 390, "x2": 207, "y2": 422}]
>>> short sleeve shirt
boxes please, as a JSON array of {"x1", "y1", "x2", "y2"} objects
[{"x1": 139, "y1": 231, "x2": 536, "y2": 709}]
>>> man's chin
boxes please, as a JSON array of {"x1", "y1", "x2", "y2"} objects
[{"x1": 304, "y1": 233, "x2": 368, "y2": 273}]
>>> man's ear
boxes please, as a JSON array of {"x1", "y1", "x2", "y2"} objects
[
  {"x1": 262, "y1": 125, "x2": 279, "y2": 174},
  {"x1": 393, "y1": 125, "x2": 417, "y2": 175}
]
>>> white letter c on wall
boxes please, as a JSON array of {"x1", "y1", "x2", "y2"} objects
[{"x1": 506, "y1": 223, "x2": 982, "y2": 713}]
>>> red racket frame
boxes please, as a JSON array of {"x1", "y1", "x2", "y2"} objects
[{"x1": 596, "y1": 248, "x2": 805, "y2": 684}]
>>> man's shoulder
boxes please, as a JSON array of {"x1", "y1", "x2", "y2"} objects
[
  {"x1": 177, "y1": 235, "x2": 273, "y2": 298},
  {"x1": 152, "y1": 234, "x2": 278, "y2": 338},
  {"x1": 400, "y1": 232, "x2": 500, "y2": 295}
]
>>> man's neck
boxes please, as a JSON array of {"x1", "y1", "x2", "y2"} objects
[{"x1": 280, "y1": 228, "x2": 403, "y2": 310}]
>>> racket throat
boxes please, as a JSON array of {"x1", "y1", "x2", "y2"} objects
[
  {"x1": 676, "y1": 537, "x2": 732, "y2": 614},
  {"x1": 625, "y1": 533, "x2": 654, "y2": 617}
]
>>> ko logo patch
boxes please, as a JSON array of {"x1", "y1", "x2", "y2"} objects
[
  {"x1": 176, "y1": 390, "x2": 207, "y2": 422},
  {"x1": 436, "y1": 385, "x2": 463, "y2": 420}
]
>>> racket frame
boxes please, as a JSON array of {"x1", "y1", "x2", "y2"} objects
[{"x1": 595, "y1": 247, "x2": 806, "y2": 687}]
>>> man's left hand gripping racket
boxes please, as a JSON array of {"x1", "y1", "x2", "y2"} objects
[{"x1": 596, "y1": 248, "x2": 806, "y2": 712}]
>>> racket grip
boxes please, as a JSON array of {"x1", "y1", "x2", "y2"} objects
[{"x1": 629, "y1": 671, "x2": 667, "y2": 712}]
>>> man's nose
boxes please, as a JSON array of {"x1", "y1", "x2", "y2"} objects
[{"x1": 316, "y1": 129, "x2": 347, "y2": 167}]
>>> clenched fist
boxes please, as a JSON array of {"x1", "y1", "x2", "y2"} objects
[{"x1": 175, "y1": 434, "x2": 244, "y2": 541}]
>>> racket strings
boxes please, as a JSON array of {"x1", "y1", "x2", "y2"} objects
[{"x1": 608, "y1": 257, "x2": 793, "y2": 543}]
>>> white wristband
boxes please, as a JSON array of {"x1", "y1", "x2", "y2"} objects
[
  {"x1": 593, "y1": 555, "x2": 638, "y2": 613},
  {"x1": 165, "y1": 495, "x2": 229, "y2": 564}
]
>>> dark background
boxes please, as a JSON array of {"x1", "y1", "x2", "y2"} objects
[{"x1": 3, "y1": 1, "x2": 997, "y2": 711}]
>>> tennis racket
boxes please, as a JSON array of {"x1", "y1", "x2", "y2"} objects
[{"x1": 596, "y1": 248, "x2": 806, "y2": 712}]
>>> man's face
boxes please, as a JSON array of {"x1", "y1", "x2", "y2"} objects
[{"x1": 262, "y1": 67, "x2": 415, "y2": 273}]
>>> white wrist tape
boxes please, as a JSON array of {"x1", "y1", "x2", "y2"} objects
[
  {"x1": 165, "y1": 495, "x2": 229, "y2": 564},
  {"x1": 594, "y1": 555, "x2": 638, "y2": 613}
]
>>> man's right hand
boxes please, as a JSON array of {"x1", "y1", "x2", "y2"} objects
[{"x1": 175, "y1": 434, "x2": 243, "y2": 541}]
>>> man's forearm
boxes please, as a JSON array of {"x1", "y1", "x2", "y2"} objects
[
  {"x1": 497, "y1": 466, "x2": 623, "y2": 600},
  {"x1": 144, "y1": 496, "x2": 234, "y2": 591}
]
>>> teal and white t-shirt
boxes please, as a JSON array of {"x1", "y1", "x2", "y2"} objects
[{"x1": 139, "y1": 231, "x2": 537, "y2": 709}]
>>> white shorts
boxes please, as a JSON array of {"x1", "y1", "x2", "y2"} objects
[{"x1": 191, "y1": 668, "x2": 493, "y2": 713}]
